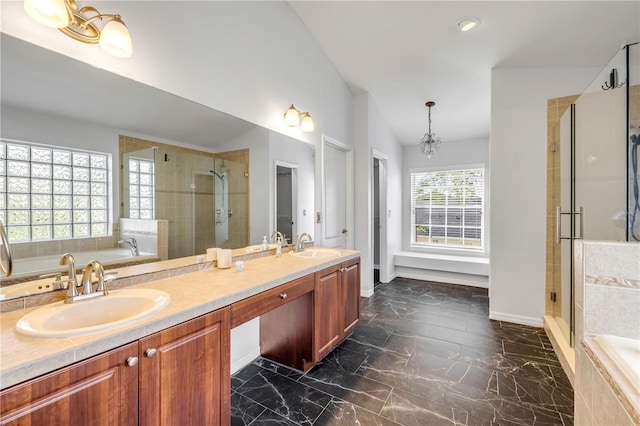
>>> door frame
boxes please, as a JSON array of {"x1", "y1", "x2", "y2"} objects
[
  {"x1": 372, "y1": 149, "x2": 388, "y2": 284},
  {"x1": 274, "y1": 160, "x2": 298, "y2": 245},
  {"x1": 318, "y1": 134, "x2": 354, "y2": 249}
]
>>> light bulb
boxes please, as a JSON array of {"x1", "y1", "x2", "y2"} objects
[
  {"x1": 24, "y1": 0, "x2": 69, "y2": 28},
  {"x1": 99, "y1": 17, "x2": 133, "y2": 58},
  {"x1": 284, "y1": 104, "x2": 300, "y2": 127},
  {"x1": 300, "y1": 113, "x2": 315, "y2": 132},
  {"x1": 457, "y1": 17, "x2": 480, "y2": 32}
]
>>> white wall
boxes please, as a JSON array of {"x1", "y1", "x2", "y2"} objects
[
  {"x1": 354, "y1": 93, "x2": 404, "y2": 296},
  {"x1": 402, "y1": 137, "x2": 490, "y2": 256},
  {"x1": 0, "y1": 1, "x2": 354, "y2": 149},
  {"x1": 490, "y1": 66, "x2": 601, "y2": 327}
]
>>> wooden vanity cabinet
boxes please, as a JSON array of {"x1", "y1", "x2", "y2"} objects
[
  {"x1": 0, "y1": 342, "x2": 139, "y2": 426},
  {"x1": 314, "y1": 259, "x2": 360, "y2": 361},
  {"x1": 0, "y1": 307, "x2": 230, "y2": 426},
  {"x1": 341, "y1": 258, "x2": 361, "y2": 336},
  {"x1": 139, "y1": 306, "x2": 230, "y2": 426}
]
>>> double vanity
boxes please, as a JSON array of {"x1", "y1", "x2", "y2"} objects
[{"x1": 0, "y1": 248, "x2": 360, "y2": 425}]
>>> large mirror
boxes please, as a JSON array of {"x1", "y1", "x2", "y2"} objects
[{"x1": 0, "y1": 34, "x2": 315, "y2": 288}]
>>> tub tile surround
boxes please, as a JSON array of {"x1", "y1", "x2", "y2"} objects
[
  {"x1": 0, "y1": 249, "x2": 359, "y2": 390},
  {"x1": 575, "y1": 240, "x2": 640, "y2": 425},
  {"x1": 119, "y1": 217, "x2": 169, "y2": 260},
  {"x1": 8, "y1": 224, "x2": 120, "y2": 261}
]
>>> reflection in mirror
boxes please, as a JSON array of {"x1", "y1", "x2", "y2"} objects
[
  {"x1": 0, "y1": 34, "x2": 315, "y2": 293},
  {"x1": 121, "y1": 136, "x2": 249, "y2": 258}
]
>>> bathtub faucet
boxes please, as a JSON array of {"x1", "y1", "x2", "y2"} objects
[{"x1": 119, "y1": 238, "x2": 139, "y2": 256}]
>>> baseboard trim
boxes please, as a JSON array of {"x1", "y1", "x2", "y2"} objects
[
  {"x1": 230, "y1": 348, "x2": 261, "y2": 375},
  {"x1": 396, "y1": 267, "x2": 488, "y2": 288},
  {"x1": 381, "y1": 273, "x2": 397, "y2": 284},
  {"x1": 489, "y1": 310, "x2": 543, "y2": 328},
  {"x1": 361, "y1": 287, "x2": 374, "y2": 298}
]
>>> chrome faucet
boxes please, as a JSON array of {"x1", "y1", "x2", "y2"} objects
[
  {"x1": 66, "y1": 260, "x2": 108, "y2": 303},
  {"x1": 295, "y1": 233, "x2": 312, "y2": 252},
  {"x1": 59, "y1": 253, "x2": 78, "y2": 300},
  {"x1": 81, "y1": 260, "x2": 105, "y2": 295},
  {"x1": 271, "y1": 230, "x2": 284, "y2": 244},
  {"x1": 119, "y1": 237, "x2": 139, "y2": 256}
]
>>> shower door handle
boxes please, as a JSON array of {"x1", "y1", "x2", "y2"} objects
[
  {"x1": 556, "y1": 206, "x2": 571, "y2": 244},
  {"x1": 556, "y1": 206, "x2": 584, "y2": 244},
  {"x1": 575, "y1": 207, "x2": 584, "y2": 240}
]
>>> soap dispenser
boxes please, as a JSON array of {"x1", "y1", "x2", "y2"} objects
[
  {"x1": 261, "y1": 236, "x2": 269, "y2": 251},
  {"x1": 276, "y1": 236, "x2": 282, "y2": 257}
]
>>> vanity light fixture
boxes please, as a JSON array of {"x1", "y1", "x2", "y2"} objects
[
  {"x1": 284, "y1": 104, "x2": 315, "y2": 132},
  {"x1": 419, "y1": 101, "x2": 442, "y2": 158},
  {"x1": 457, "y1": 17, "x2": 480, "y2": 32},
  {"x1": 24, "y1": 0, "x2": 133, "y2": 58}
]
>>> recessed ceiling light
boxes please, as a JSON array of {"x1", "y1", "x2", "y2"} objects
[{"x1": 457, "y1": 17, "x2": 480, "y2": 32}]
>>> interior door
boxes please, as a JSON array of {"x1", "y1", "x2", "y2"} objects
[
  {"x1": 322, "y1": 142, "x2": 348, "y2": 248},
  {"x1": 275, "y1": 164, "x2": 296, "y2": 245}
]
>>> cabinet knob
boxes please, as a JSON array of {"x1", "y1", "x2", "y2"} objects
[
  {"x1": 279, "y1": 293, "x2": 288, "y2": 299},
  {"x1": 126, "y1": 356, "x2": 138, "y2": 367},
  {"x1": 145, "y1": 348, "x2": 157, "y2": 358}
]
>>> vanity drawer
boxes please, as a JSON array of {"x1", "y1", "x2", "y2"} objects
[{"x1": 231, "y1": 274, "x2": 314, "y2": 327}]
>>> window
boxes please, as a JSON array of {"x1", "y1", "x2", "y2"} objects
[
  {"x1": 0, "y1": 140, "x2": 110, "y2": 242},
  {"x1": 411, "y1": 166, "x2": 485, "y2": 250},
  {"x1": 128, "y1": 158, "x2": 155, "y2": 219}
]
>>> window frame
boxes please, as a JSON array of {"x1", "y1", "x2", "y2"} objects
[
  {"x1": 410, "y1": 164, "x2": 486, "y2": 252},
  {"x1": 127, "y1": 156, "x2": 155, "y2": 220},
  {"x1": 0, "y1": 138, "x2": 112, "y2": 242}
]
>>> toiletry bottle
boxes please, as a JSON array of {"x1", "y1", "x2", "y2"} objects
[
  {"x1": 276, "y1": 236, "x2": 282, "y2": 257},
  {"x1": 261, "y1": 236, "x2": 269, "y2": 251}
]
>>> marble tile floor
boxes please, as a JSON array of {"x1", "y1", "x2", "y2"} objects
[{"x1": 230, "y1": 278, "x2": 574, "y2": 425}]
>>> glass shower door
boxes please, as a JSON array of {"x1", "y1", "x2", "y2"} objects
[
  {"x1": 574, "y1": 47, "x2": 629, "y2": 244},
  {"x1": 556, "y1": 105, "x2": 575, "y2": 345}
]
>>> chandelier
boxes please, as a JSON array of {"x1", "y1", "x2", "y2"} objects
[{"x1": 419, "y1": 101, "x2": 442, "y2": 158}]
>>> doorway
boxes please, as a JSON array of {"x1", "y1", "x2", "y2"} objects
[
  {"x1": 275, "y1": 162, "x2": 298, "y2": 246},
  {"x1": 373, "y1": 158, "x2": 380, "y2": 284},
  {"x1": 372, "y1": 149, "x2": 388, "y2": 285}
]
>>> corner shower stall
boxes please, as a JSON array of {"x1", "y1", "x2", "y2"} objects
[
  {"x1": 122, "y1": 139, "x2": 249, "y2": 259},
  {"x1": 547, "y1": 43, "x2": 639, "y2": 350}
]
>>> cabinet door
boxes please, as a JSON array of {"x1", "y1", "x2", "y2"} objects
[
  {"x1": 341, "y1": 260, "x2": 360, "y2": 336},
  {"x1": 139, "y1": 307, "x2": 230, "y2": 426},
  {"x1": 0, "y1": 343, "x2": 138, "y2": 426},
  {"x1": 314, "y1": 266, "x2": 342, "y2": 360}
]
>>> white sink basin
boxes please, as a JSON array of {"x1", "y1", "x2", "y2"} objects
[
  {"x1": 16, "y1": 288, "x2": 171, "y2": 338},
  {"x1": 288, "y1": 248, "x2": 341, "y2": 259}
]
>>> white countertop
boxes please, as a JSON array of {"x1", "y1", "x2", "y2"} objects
[{"x1": 0, "y1": 249, "x2": 359, "y2": 390}]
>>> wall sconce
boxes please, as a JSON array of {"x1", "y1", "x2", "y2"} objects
[
  {"x1": 284, "y1": 104, "x2": 315, "y2": 132},
  {"x1": 24, "y1": 0, "x2": 133, "y2": 58}
]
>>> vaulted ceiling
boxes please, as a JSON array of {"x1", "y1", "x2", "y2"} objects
[{"x1": 289, "y1": 1, "x2": 639, "y2": 144}]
